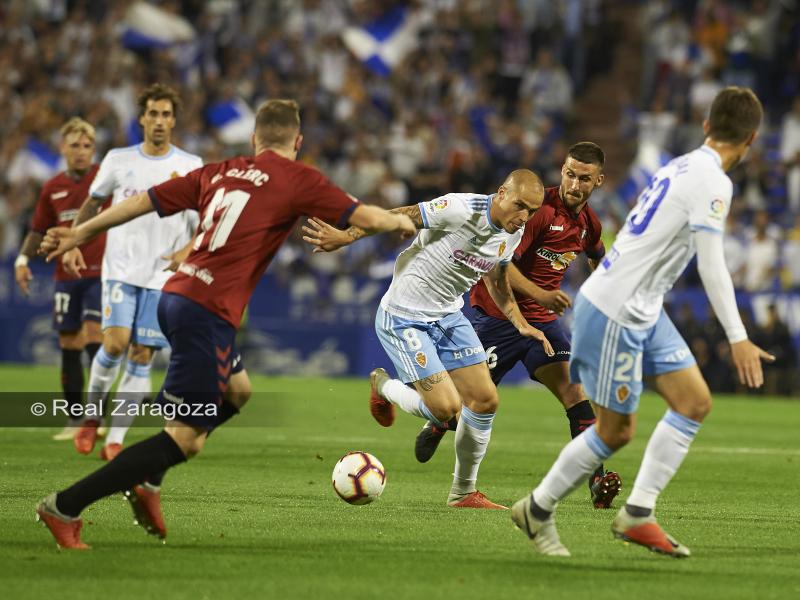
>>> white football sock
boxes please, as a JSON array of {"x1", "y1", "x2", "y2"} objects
[
  {"x1": 626, "y1": 410, "x2": 701, "y2": 510},
  {"x1": 450, "y1": 405, "x2": 494, "y2": 496},
  {"x1": 86, "y1": 347, "x2": 123, "y2": 418},
  {"x1": 532, "y1": 425, "x2": 613, "y2": 512},
  {"x1": 381, "y1": 379, "x2": 443, "y2": 425},
  {"x1": 106, "y1": 361, "x2": 152, "y2": 446}
]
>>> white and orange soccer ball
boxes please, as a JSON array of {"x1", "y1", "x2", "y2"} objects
[{"x1": 332, "y1": 451, "x2": 386, "y2": 505}]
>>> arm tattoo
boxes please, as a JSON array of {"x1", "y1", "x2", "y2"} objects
[
  {"x1": 346, "y1": 226, "x2": 367, "y2": 241},
  {"x1": 390, "y1": 205, "x2": 424, "y2": 228},
  {"x1": 19, "y1": 232, "x2": 43, "y2": 258},
  {"x1": 72, "y1": 197, "x2": 104, "y2": 228},
  {"x1": 417, "y1": 372, "x2": 447, "y2": 392},
  {"x1": 344, "y1": 204, "x2": 423, "y2": 241}
]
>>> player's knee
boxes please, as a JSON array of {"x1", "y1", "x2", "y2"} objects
[
  {"x1": 558, "y1": 384, "x2": 584, "y2": 410},
  {"x1": 83, "y1": 322, "x2": 103, "y2": 345},
  {"x1": 58, "y1": 331, "x2": 84, "y2": 351},
  {"x1": 128, "y1": 344, "x2": 153, "y2": 365},
  {"x1": 686, "y1": 391, "x2": 712, "y2": 422},
  {"x1": 102, "y1": 338, "x2": 126, "y2": 357},
  {"x1": 429, "y1": 397, "x2": 460, "y2": 422},
  {"x1": 463, "y1": 388, "x2": 499, "y2": 414},
  {"x1": 598, "y1": 420, "x2": 635, "y2": 450},
  {"x1": 183, "y1": 436, "x2": 206, "y2": 458},
  {"x1": 174, "y1": 432, "x2": 206, "y2": 459},
  {"x1": 613, "y1": 425, "x2": 636, "y2": 448},
  {"x1": 226, "y1": 376, "x2": 252, "y2": 410}
]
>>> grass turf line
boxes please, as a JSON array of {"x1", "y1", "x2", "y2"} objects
[{"x1": 0, "y1": 365, "x2": 798, "y2": 600}]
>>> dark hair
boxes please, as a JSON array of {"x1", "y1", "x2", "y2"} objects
[
  {"x1": 254, "y1": 99, "x2": 301, "y2": 147},
  {"x1": 567, "y1": 141, "x2": 605, "y2": 168},
  {"x1": 137, "y1": 83, "x2": 181, "y2": 118},
  {"x1": 707, "y1": 87, "x2": 763, "y2": 144}
]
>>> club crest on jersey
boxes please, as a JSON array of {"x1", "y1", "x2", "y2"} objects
[
  {"x1": 498, "y1": 241, "x2": 506, "y2": 256},
  {"x1": 537, "y1": 247, "x2": 577, "y2": 271},
  {"x1": 428, "y1": 198, "x2": 448, "y2": 212},
  {"x1": 415, "y1": 351, "x2": 427, "y2": 368},
  {"x1": 616, "y1": 384, "x2": 630, "y2": 404}
]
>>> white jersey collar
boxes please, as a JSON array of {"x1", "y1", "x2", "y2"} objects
[
  {"x1": 698, "y1": 145, "x2": 722, "y2": 169},
  {"x1": 485, "y1": 194, "x2": 503, "y2": 233}
]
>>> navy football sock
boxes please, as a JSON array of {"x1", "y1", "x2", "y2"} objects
[
  {"x1": 56, "y1": 431, "x2": 186, "y2": 517},
  {"x1": 61, "y1": 349, "x2": 84, "y2": 417},
  {"x1": 84, "y1": 342, "x2": 101, "y2": 364},
  {"x1": 566, "y1": 400, "x2": 605, "y2": 480},
  {"x1": 144, "y1": 402, "x2": 239, "y2": 488}
]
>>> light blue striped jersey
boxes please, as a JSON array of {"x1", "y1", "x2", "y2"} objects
[
  {"x1": 582, "y1": 145, "x2": 733, "y2": 328},
  {"x1": 381, "y1": 193, "x2": 522, "y2": 321}
]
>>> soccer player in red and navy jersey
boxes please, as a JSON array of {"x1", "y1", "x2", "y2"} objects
[
  {"x1": 14, "y1": 118, "x2": 105, "y2": 441},
  {"x1": 414, "y1": 143, "x2": 622, "y2": 509},
  {"x1": 35, "y1": 99, "x2": 416, "y2": 549}
]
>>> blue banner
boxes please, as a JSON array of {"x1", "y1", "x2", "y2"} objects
[{"x1": 1, "y1": 259, "x2": 798, "y2": 383}]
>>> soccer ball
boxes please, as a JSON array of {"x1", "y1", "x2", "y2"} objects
[{"x1": 332, "y1": 451, "x2": 386, "y2": 505}]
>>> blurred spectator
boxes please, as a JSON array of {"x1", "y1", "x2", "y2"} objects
[
  {"x1": 780, "y1": 96, "x2": 800, "y2": 213},
  {"x1": 752, "y1": 304, "x2": 797, "y2": 396},
  {"x1": 518, "y1": 49, "x2": 573, "y2": 118},
  {"x1": 782, "y1": 215, "x2": 800, "y2": 290},
  {"x1": 743, "y1": 210, "x2": 780, "y2": 292},
  {"x1": 637, "y1": 90, "x2": 677, "y2": 153},
  {"x1": 723, "y1": 211, "x2": 747, "y2": 288}
]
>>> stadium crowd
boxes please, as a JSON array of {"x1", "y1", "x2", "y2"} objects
[{"x1": 0, "y1": 0, "x2": 797, "y2": 393}]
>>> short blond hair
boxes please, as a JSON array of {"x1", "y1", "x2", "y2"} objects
[
  {"x1": 254, "y1": 99, "x2": 301, "y2": 148},
  {"x1": 60, "y1": 117, "x2": 96, "y2": 142}
]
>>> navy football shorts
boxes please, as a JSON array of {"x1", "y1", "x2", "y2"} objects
[
  {"x1": 155, "y1": 292, "x2": 237, "y2": 429},
  {"x1": 53, "y1": 277, "x2": 102, "y2": 331},
  {"x1": 231, "y1": 347, "x2": 245, "y2": 375},
  {"x1": 469, "y1": 308, "x2": 572, "y2": 385}
]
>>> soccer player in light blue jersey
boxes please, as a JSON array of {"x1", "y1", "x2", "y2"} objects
[
  {"x1": 304, "y1": 170, "x2": 553, "y2": 509},
  {"x1": 511, "y1": 87, "x2": 776, "y2": 557}
]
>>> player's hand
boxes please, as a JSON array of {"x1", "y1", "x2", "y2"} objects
[
  {"x1": 534, "y1": 289, "x2": 572, "y2": 315},
  {"x1": 60, "y1": 247, "x2": 87, "y2": 277},
  {"x1": 394, "y1": 214, "x2": 416, "y2": 239},
  {"x1": 518, "y1": 323, "x2": 555, "y2": 357},
  {"x1": 162, "y1": 248, "x2": 191, "y2": 272},
  {"x1": 730, "y1": 339, "x2": 775, "y2": 388},
  {"x1": 302, "y1": 217, "x2": 353, "y2": 253},
  {"x1": 41, "y1": 228, "x2": 83, "y2": 266},
  {"x1": 14, "y1": 264, "x2": 33, "y2": 296}
]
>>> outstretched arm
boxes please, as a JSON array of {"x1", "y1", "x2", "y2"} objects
[
  {"x1": 695, "y1": 229, "x2": 774, "y2": 387},
  {"x1": 41, "y1": 191, "x2": 154, "y2": 262},
  {"x1": 303, "y1": 204, "x2": 422, "y2": 253},
  {"x1": 483, "y1": 263, "x2": 554, "y2": 356}
]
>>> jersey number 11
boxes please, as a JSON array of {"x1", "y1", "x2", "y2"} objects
[{"x1": 194, "y1": 187, "x2": 251, "y2": 252}]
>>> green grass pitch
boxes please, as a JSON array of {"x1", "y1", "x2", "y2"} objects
[{"x1": 1, "y1": 364, "x2": 798, "y2": 599}]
